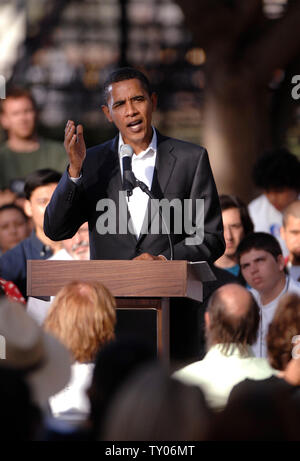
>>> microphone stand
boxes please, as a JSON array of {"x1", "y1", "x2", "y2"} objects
[{"x1": 125, "y1": 171, "x2": 174, "y2": 261}]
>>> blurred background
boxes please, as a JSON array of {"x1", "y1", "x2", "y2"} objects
[{"x1": 0, "y1": 0, "x2": 299, "y2": 201}]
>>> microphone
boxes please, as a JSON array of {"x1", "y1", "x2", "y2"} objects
[{"x1": 120, "y1": 144, "x2": 136, "y2": 197}]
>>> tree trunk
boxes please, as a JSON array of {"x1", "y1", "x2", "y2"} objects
[{"x1": 204, "y1": 76, "x2": 271, "y2": 203}]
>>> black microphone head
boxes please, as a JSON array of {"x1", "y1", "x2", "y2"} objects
[{"x1": 120, "y1": 144, "x2": 134, "y2": 159}]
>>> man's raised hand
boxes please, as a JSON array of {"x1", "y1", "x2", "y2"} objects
[{"x1": 64, "y1": 120, "x2": 86, "y2": 178}]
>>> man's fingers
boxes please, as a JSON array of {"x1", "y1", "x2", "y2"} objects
[
  {"x1": 65, "y1": 123, "x2": 75, "y2": 140},
  {"x1": 133, "y1": 252, "x2": 156, "y2": 260},
  {"x1": 69, "y1": 134, "x2": 77, "y2": 148},
  {"x1": 76, "y1": 124, "x2": 84, "y2": 137},
  {"x1": 65, "y1": 120, "x2": 75, "y2": 133}
]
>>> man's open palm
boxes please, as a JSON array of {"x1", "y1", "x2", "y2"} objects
[{"x1": 64, "y1": 120, "x2": 86, "y2": 177}]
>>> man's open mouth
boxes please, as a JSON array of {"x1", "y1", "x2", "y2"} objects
[{"x1": 127, "y1": 120, "x2": 142, "y2": 128}]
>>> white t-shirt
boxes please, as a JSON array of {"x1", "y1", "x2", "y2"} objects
[
  {"x1": 250, "y1": 276, "x2": 300, "y2": 358},
  {"x1": 49, "y1": 361, "x2": 94, "y2": 422},
  {"x1": 248, "y1": 194, "x2": 288, "y2": 256}
]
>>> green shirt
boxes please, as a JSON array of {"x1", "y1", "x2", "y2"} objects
[{"x1": 0, "y1": 138, "x2": 67, "y2": 188}]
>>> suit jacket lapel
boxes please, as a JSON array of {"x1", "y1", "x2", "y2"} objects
[
  {"x1": 106, "y1": 136, "x2": 138, "y2": 243},
  {"x1": 153, "y1": 131, "x2": 176, "y2": 197},
  {"x1": 138, "y1": 132, "x2": 177, "y2": 243}
]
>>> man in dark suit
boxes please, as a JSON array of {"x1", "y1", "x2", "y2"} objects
[{"x1": 44, "y1": 67, "x2": 225, "y2": 361}]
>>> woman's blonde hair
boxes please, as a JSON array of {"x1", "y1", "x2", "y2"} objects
[{"x1": 44, "y1": 281, "x2": 116, "y2": 363}]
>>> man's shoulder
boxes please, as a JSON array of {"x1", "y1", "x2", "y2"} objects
[
  {"x1": 248, "y1": 194, "x2": 266, "y2": 212},
  {"x1": 0, "y1": 142, "x2": 12, "y2": 156},
  {"x1": 244, "y1": 356, "x2": 276, "y2": 377},
  {"x1": 172, "y1": 359, "x2": 205, "y2": 383},
  {"x1": 0, "y1": 238, "x2": 29, "y2": 274},
  {"x1": 83, "y1": 138, "x2": 118, "y2": 171},
  {"x1": 1, "y1": 234, "x2": 36, "y2": 260},
  {"x1": 248, "y1": 194, "x2": 281, "y2": 219},
  {"x1": 86, "y1": 137, "x2": 116, "y2": 156}
]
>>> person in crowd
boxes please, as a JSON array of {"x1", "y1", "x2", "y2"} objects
[
  {"x1": 248, "y1": 148, "x2": 300, "y2": 256},
  {"x1": 267, "y1": 292, "x2": 300, "y2": 387},
  {"x1": 27, "y1": 222, "x2": 90, "y2": 325},
  {"x1": 0, "y1": 297, "x2": 72, "y2": 413},
  {"x1": 0, "y1": 169, "x2": 62, "y2": 298},
  {"x1": 173, "y1": 284, "x2": 275, "y2": 410},
  {"x1": 43, "y1": 66, "x2": 225, "y2": 362},
  {"x1": 102, "y1": 364, "x2": 211, "y2": 441},
  {"x1": 207, "y1": 373, "x2": 300, "y2": 441},
  {"x1": 0, "y1": 203, "x2": 30, "y2": 255},
  {"x1": 0, "y1": 87, "x2": 67, "y2": 191},
  {"x1": 51, "y1": 221, "x2": 90, "y2": 261},
  {"x1": 43, "y1": 281, "x2": 116, "y2": 422},
  {"x1": 87, "y1": 337, "x2": 156, "y2": 440},
  {"x1": 280, "y1": 200, "x2": 300, "y2": 281},
  {"x1": 237, "y1": 232, "x2": 300, "y2": 358},
  {"x1": 200, "y1": 194, "x2": 253, "y2": 346},
  {"x1": 214, "y1": 194, "x2": 253, "y2": 279},
  {"x1": 0, "y1": 186, "x2": 17, "y2": 207},
  {"x1": 208, "y1": 293, "x2": 300, "y2": 441}
]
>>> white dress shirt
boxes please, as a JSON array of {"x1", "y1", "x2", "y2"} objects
[
  {"x1": 118, "y1": 128, "x2": 157, "y2": 237},
  {"x1": 173, "y1": 344, "x2": 275, "y2": 410}
]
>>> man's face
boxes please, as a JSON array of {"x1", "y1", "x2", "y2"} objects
[
  {"x1": 240, "y1": 248, "x2": 284, "y2": 294},
  {"x1": 0, "y1": 208, "x2": 29, "y2": 253},
  {"x1": 1, "y1": 97, "x2": 36, "y2": 140},
  {"x1": 222, "y1": 207, "x2": 245, "y2": 257},
  {"x1": 265, "y1": 188, "x2": 298, "y2": 212},
  {"x1": 102, "y1": 78, "x2": 157, "y2": 154},
  {"x1": 24, "y1": 183, "x2": 58, "y2": 232},
  {"x1": 281, "y1": 214, "x2": 300, "y2": 262},
  {"x1": 63, "y1": 223, "x2": 90, "y2": 260}
]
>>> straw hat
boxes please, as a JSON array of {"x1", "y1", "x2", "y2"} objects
[{"x1": 0, "y1": 298, "x2": 72, "y2": 408}]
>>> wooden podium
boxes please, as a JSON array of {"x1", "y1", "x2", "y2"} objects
[{"x1": 27, "y1": 260, "x2": 215, "y2": 365}]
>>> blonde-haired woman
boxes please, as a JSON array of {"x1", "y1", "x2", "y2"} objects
[{"x1": 44, "y1": 281, "x2": 116, "y2": 422}]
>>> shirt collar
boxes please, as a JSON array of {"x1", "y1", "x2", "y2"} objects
[
  {"x1": 206, "y1": 343, "x2": 254, "y2": 358},
  {"x1": 118, "y1": 127, "x2": 157, "y2": 160}
]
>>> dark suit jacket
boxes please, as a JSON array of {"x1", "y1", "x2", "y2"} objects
[{"x1": 44, "y1": 131, "x2": 225, "y2": 262}]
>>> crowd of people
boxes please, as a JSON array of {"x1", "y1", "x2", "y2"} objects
[{"x1": 0, "y1": 67, "x2": 300, "y2": 441}]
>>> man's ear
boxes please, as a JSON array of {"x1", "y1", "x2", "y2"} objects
[
  {"x1": 0, "y1": 112, "x2": 9, "y2": 130},
  {"x1": 23, "y1": 199, "x2": 33, "y2": 218},
  {"x1": 277, "y1": 254, "x2": 285, "y2": 271},
  {"x1": 204, "y1": 311, "x2": 210, "y2": 330},
  {"x1": 280, "y1": 225, "x2": 286, "y2": 242},
  {"x1": 101, "y1": 104, "x2": 113, "y2": 123}
]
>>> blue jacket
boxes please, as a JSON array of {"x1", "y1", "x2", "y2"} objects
[{"x1": 0, "y1": 231, "x2": 53, "y2": 298}]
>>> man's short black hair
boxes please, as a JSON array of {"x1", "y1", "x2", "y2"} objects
[
  {"x1": 103, "y1": 67, "x2": 152, "y2": 105},
  {"x1": 252, "y1": 148, "x2": 300, "y2": 191},
  {"x1": 236, "y1": 232, "x2": 283, "y2": 264},
  {"x1": 219, "y1": 194, "x2": 254, "y2": 236},
  {"x1": 24, "y1": 169, "x2": 61, "y2": 200}
]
